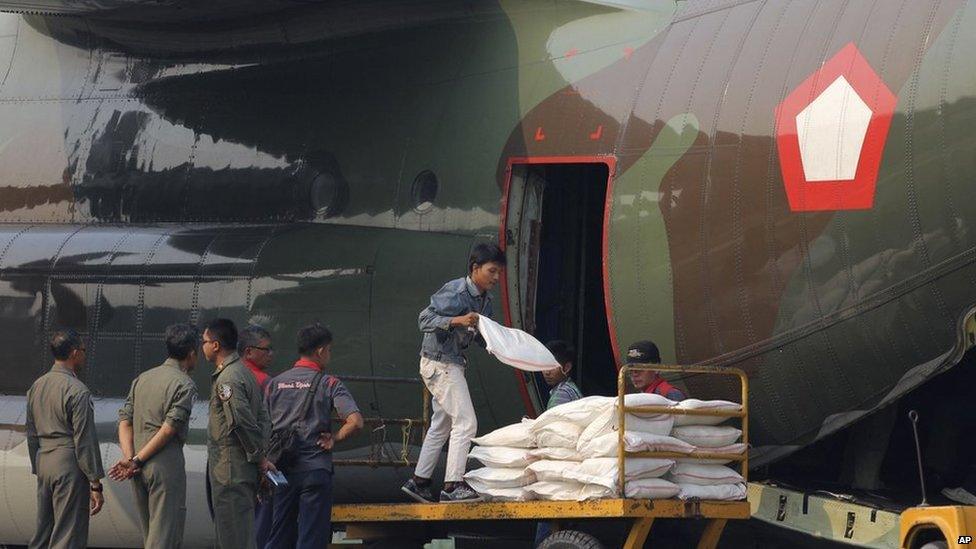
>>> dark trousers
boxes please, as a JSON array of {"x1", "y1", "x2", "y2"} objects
[
  {"x1": 535, "y1": 522, "x2": 552, "y2": 547},
  {"x1": 266, "y1": 469, "x2": 333, "y2": 549},
  {"x1": 205, "y1": 460, "x2": 213, "y2": 519},
  {"x1": 255, "y1": 496, "x2": 273, "y2": 548}
]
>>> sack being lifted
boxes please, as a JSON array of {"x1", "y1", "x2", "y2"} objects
[{"x1": 476, "y1": 315, "x2": 559, "y2": 372}]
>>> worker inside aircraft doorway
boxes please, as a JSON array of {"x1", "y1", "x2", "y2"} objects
[{"x1": 626, "y1": 340, "x2": 687, "y2": 401}]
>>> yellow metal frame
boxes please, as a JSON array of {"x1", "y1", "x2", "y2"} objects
[
  {"x1": 900, "y1": 505, "x2": 976, "y2": 548},
  {"x1": 616, "y1": 363, "x2": 750, "y2": 495},
  {"x1": 333, "y1": 499, "x2": 749, "y2": 549},
  {"x1": 333, "y1": 499, "x2": 750, "y2": 522}
]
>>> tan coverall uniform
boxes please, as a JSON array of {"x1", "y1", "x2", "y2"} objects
[
  {"x1": 119, "y1": 358, "x2": 197, "y2": 548},
  {"x1": 25, "y1": 364, "x2": 105, "y2": 549},
  {"x1": 207, "y1": 352, "x2": 270, "y2": 549}
]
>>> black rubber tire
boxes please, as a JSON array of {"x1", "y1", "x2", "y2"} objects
[{"x1": 537, "y1": 530, "x2": 606, "y2": 549}]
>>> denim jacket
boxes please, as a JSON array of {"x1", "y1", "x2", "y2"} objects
[{"x1": 419, "y1": 277, "x2": 493, "y2": 366}]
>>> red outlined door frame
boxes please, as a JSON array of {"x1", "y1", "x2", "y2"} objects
[{"x1": 498, "y1": 155, "x2": 618, "y2": 418}]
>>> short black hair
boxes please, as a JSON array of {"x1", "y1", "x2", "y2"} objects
[
  {"x1": 546, "y1": 340, "x2": 575, "y2": 367},
  {"x1": 297, "y1": 323, "x2": 333, "y2": 355},
  {"x1": 50, "y1": 329, "x2": 83, "y2": 360},
  {"x1": 205, "y1": 318, "x2": 238, "y2": 350},
  {"x1": 468, "y1": 242, "x2": 506, "y2": 273},
  {"x1": 238, "y1": 325, "x2": 272, "y2": 354},
  {"x1": 165, "y1": 323, "x2": 200, "y2": 360}
]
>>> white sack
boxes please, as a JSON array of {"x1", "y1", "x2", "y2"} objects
[
  {"x1": 472, "y1": 418, "x2": 536, "y2": 448},
  {"x1": 529, "y1": 447, "x2": 585, "y2": 462},
  {"x1": 625, "y1": 478, "x2": 682, "y2": 499},
  {"x1": 465, "y1": 478, "x2": 534, "y2": 501},
  {"x1": 668, "y1": 463, "x2": 744, "y2": 486},
  {"x1": 534, "y1": 421, "x2": 583, "y2": 449},
  {"x1": 468, "y1": 446, "x2": 537, "y2": 468},
  {"x1": 679, "y1": 443, "x2": 748, "y2": 465},
  {"x1": 525, "y1": 460, "x2": 578, "y2": 483},
  {"x1": 532, "y1": 396, "x2": 615, "y2": 430},
  {"x1": 562, "y1": 458, "x2": 674, "y2": 489},
  {"x1": 671, "y1": 426, "x2": 742, "y2": 448},
  {"x1": 477, "y1": 315, "x2": 559, "y2": 371},
  {"x1": 618, "y1": 392, "x2": 675, "y2": 417},
  {"x1": 463, "y1": 467, "x2": 534, "y2": 488},
  {"x1": 677, "y1": 483, "x2": 747, "y2": 501},
  {"x1": 578, "y1": 431, "x2": 694, "y2": 458},
  {"x1": 672, "y1": 399, "x2": 742, "y2": 427},
  {"x1": 523, "y1": 480, "x2": 615, "y2": 501},
  {"x1": 578, "y1": 403, "x2": 674, "y2": 451}
]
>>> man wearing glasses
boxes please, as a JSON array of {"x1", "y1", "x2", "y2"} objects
[
  {"x1": 203, "y1": 318, "x2": 274, "y2": 549},
  {"x1": 238, "y1": 324, "x2": 275, "y2": 547},
  {"x1": 25, "y1": 329, "x2": 105, "y2": 548},
  {"x1": 239, "y1": 325, "x2": 274, "y2": 394}
]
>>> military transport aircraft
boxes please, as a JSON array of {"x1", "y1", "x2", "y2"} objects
[{"x1": 0, "y1": 0, "x2": 974, "y2": 545}]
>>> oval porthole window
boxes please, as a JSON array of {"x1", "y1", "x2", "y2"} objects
[
  {"x1": 309, "y1": 172, "x2": 347, "y2": 218},
  {"x1": 411, "y1": 170, "x2": 438, "y2": 214}
]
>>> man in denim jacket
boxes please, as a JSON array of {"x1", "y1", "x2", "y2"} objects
[{"x1": 402, "y1": 243, "x2": 505, "y2": 503}]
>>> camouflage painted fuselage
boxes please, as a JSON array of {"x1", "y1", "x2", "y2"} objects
[{"x1": 0, "y1": 0, "x2": 974, "y2": 545}]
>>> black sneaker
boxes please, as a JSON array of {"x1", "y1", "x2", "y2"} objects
[
  {"x1": 401, "y1": 479, "x2": 435, "y2": 503},
  {"x1": 439, "y1": 482, "x2": 483, "y2": 503}
]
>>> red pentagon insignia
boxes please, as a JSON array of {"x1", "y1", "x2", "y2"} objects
[{"x1": 775, "y1": 43, "x2": 898, "y2": 212}]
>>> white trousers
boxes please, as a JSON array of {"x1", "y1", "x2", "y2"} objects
[{"x1": 414, "y1": 357, "x2": 477, "y2": 483}]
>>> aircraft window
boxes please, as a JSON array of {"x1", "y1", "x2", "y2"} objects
[
  {"x1": 411, "y1": 170, "x2": 438, "y2": 214},
  {"x1": 310, "y1": 172, "x2": 347, "y2": 218}
]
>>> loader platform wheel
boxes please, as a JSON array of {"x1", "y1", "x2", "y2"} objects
[{"x1": 538, "y1": 530, "x2": 605, "y2": 549}]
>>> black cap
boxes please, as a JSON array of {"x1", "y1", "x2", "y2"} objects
[{"x1": 625, "y1": 340, "x2": 661, "y2": 364}]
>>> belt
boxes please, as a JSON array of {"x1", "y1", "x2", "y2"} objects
[
  {"x1": 37, "y1": 440, "x2": 75, "y2": 450},
  {"x1": 420, "y1": 351, "x2": 466, "y2": 367}
]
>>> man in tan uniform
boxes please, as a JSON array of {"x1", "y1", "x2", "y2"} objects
[
  {"x1": 25, "y1": 329, "x2": 105, "y2": 549},
  {"x1": 203, "y1": 318, "x2": 274, "y2": 549},
  {"x1": 109, "y1": 323, "x2": 199, "y2": 548}
]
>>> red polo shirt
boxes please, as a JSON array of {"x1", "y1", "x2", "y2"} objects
[
  {"x1": 244, "y1": 359, "x2": 270, "y2": 393},
  {"x1": 294, "y1": 358, "x2": 321, "y2": 371},
  {"x1": 644, "y1": 375, "x2": 686, "y2": 401}
]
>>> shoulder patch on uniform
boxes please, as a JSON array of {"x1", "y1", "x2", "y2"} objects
[{"x1": 217, "y1": 383, "x2": 232, "y2": 401}]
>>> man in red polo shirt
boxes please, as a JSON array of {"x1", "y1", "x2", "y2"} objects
[
  {"x1": 625, "y1": 340, "x2": 687, "y2": 401},
  {"x1": 239, "y1": 325, "x2": 274, "y2": 394},
  {"x1": 238, "y1": 324, "x2": 275, "y2": 547}
]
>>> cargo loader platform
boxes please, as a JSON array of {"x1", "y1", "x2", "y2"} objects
[
  {"x1": 333, "y1": 364, "x2": 751, "y2": 548},
  {"x1": 333, "y1": 498, "x2": 751, "y2": 548}
]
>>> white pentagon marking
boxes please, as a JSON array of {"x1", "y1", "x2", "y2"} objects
[{"x1": 795, "y1": 76, "x2": 872, "y2": 182}]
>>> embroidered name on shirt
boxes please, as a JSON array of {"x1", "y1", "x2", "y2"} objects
[{"x1": 276, "y1": 381, "x2": 312, "y2": 390}]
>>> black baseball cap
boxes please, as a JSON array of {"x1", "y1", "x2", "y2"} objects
[{"x1": 625, "y1": 340, "x2": 661, "y2": 364}]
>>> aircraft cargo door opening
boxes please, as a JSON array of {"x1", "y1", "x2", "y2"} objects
[{"x1": 502, "y1": 159, "x2": 617, "y2": 410}]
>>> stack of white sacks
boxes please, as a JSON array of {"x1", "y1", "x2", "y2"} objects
[{"x1": 463, "y1": 395, "x2": 746, "y2": 501}]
